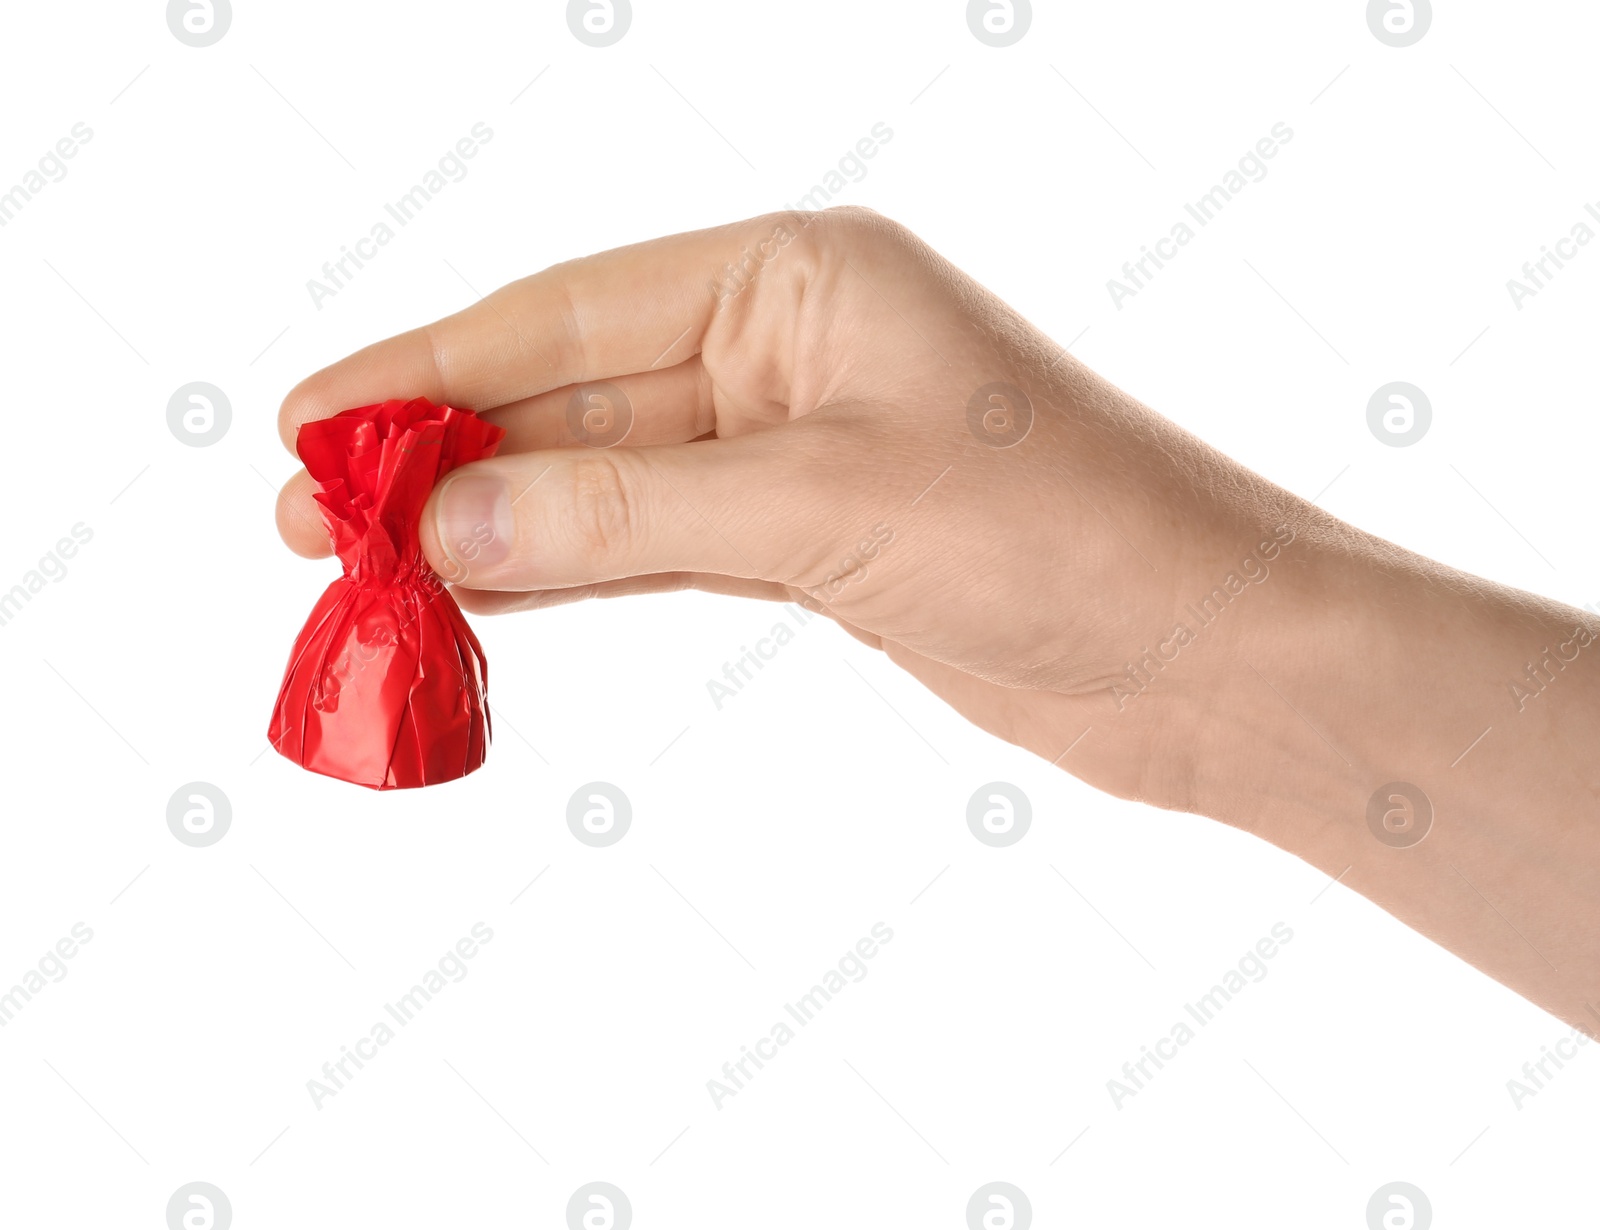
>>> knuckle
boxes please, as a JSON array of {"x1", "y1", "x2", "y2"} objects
[
  {"x1": 555, "y1": 451, "x2": 640, "y2": 567},
  {"x1": 766, "y1": 206, "x2": 919, "y2": 299},
  {"x1": 480, "y1": 265, "x2": 588, "y2": 381},
  {"x1": 544, "y1": 272, "x2": 590, "y2": 380},
  {"x1": 817, "y1": 204, "x2": 909, "y2": 250}
]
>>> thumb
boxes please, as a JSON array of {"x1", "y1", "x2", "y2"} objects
[{"x1": 421, "y1": 428, "x2": 843, "y2": 592}]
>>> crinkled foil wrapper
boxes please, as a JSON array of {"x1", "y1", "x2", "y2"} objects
[{"x1": 268, "y1": 398, "x2": 506, "y2": 789}]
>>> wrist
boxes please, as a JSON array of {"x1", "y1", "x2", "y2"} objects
[{"x1": 1167, "y1": 517, "x2": 1600, "y2": 1024}]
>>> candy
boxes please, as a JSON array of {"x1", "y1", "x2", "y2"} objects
[{"x1": 268, "y1": 397, "x2": 506, "y2": 789}]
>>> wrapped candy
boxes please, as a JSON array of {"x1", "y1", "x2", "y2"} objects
[{"x1": 268, "y1": 397, "x2": 506, "y2": 789}]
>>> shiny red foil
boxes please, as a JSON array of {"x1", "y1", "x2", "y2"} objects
[{"x1": 268, "y1": 398, "x2": 506, "y2": 790}]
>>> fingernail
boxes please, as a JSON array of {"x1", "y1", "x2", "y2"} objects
[{"x1": 437, "y1": 475, "x2": 513, "y2": 574}]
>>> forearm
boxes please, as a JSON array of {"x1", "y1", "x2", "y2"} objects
[{"x1": 1180, "y1": 514, "x2": 1600, "y2": 1030}]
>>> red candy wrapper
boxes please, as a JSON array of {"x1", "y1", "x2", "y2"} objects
[{"x1": 268, "y1": 398, "x2": 506, "y2": 790}]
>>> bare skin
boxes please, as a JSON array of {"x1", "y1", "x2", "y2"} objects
[{"x1": 277, "y1": 207, "x2": 1600, "y2": 1034}]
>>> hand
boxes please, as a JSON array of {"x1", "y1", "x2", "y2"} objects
[
  {"x1": 278, "y1": 208, "x2": 1281, "y2": 807},
  {"x1": 279, "y1": 208, "x2": 1600, "y2": 1032}
]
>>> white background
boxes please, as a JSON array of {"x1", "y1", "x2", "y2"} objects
[{"x1": 1, "y1": 1, "x2": 1597, "y2": 1226}]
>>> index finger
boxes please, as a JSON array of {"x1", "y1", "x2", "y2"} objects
[{"x1": 277, "y1": 212, "x2": 806, "y2": 454}]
